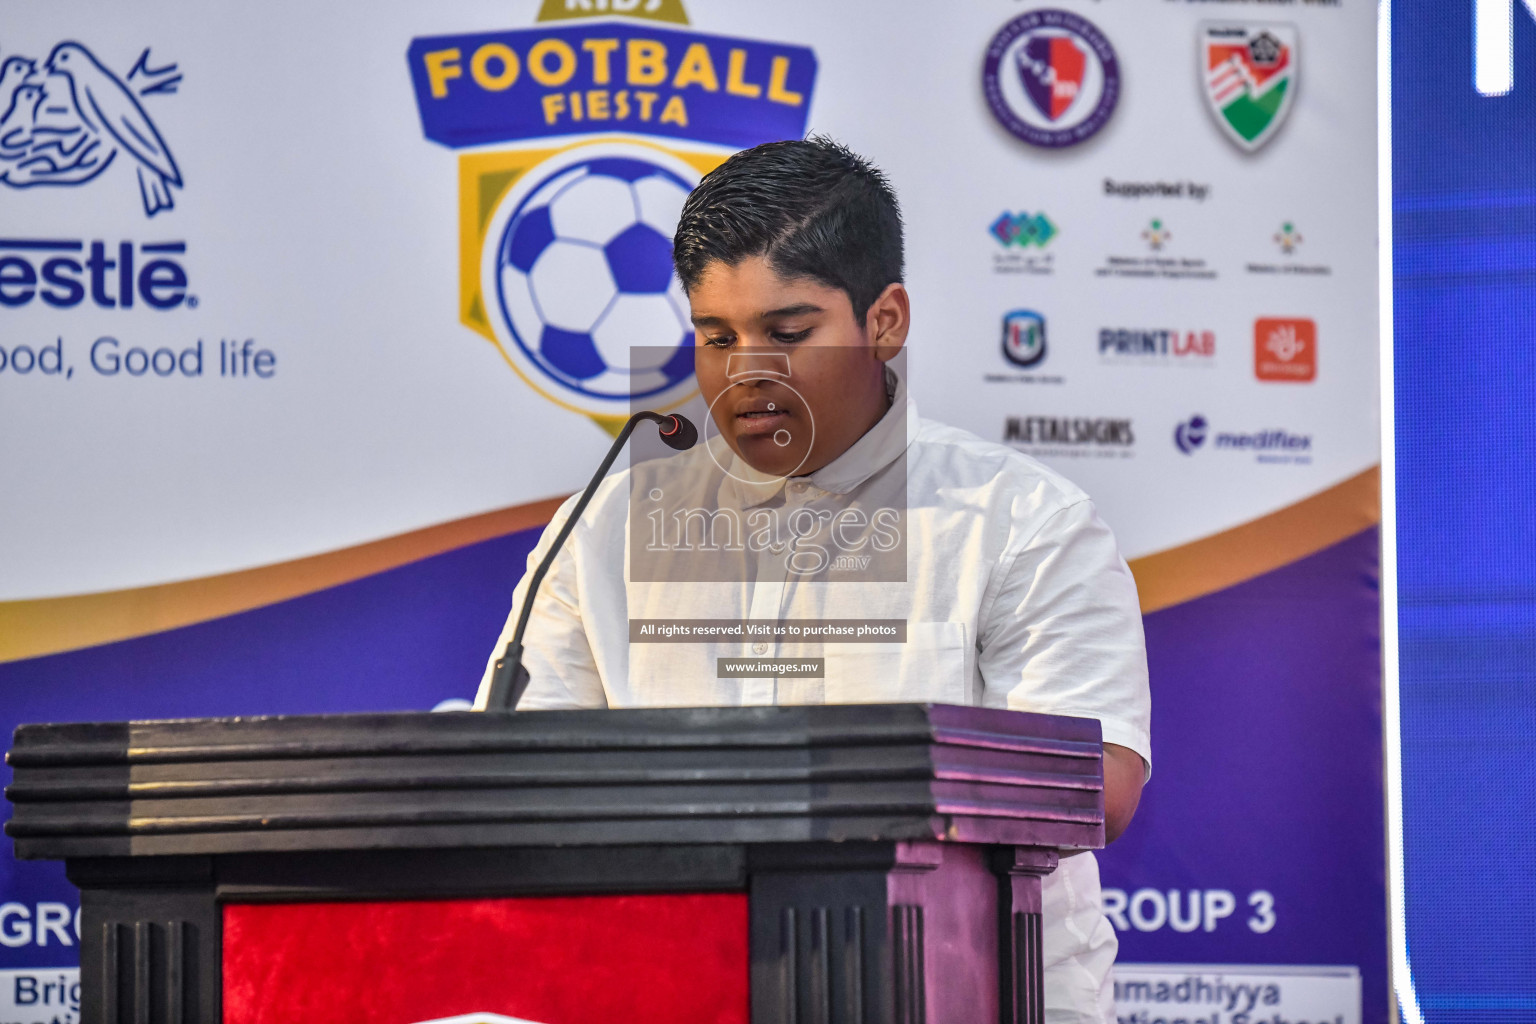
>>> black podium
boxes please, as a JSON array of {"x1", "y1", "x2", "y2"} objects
[{"x1": 6, "y1": 703, "x2": 1104, "y2": 1024}]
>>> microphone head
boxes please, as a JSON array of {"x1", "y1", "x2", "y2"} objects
[{"x1": 657, "y1": 413, "x2": 698, "y2": 451}]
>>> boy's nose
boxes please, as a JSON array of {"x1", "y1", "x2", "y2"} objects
[{"x1": 726, "y1": 350, "x2": 792, "y2": 381}]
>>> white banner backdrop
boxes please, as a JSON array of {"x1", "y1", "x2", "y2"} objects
[
  {"x1": 0, "y1": 0, "x2": 1383, "y2": 1018},
  {"x1": 0, "y1": 0, "x2": 1376, "y2": 601}
]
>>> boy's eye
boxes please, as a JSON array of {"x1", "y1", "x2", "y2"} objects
[
  {"x1": 702, "y1": 334, "x2": 735, "y2": 348},
  {"x1": 772, "y1": 329, "x2": 812, "y2": 344}
]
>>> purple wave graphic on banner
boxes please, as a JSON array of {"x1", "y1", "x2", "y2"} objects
[
  {"x1": 0, "y1": 527, "x2": 543, "y2": 969},
  {"x1": 1098, "y1": 528, "x2": 1385, "y2": 1024},
  {"x1": 0, "y1": 523, "x2": 1383, "y2": 1024}
]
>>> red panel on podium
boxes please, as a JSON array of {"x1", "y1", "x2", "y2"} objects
[{"x1": 222, "y1": 893, "x2": 749, "y2": 1024}]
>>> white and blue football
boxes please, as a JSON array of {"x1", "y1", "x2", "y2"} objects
[{"x1": 489, "y1": 146, "x2": 700, "y2": 413}]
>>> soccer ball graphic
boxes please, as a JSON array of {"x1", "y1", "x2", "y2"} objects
[{"x1": 487, "y1": 143, "x2": 701, "y2": 416}]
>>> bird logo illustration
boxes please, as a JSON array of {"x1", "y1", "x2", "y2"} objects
[{"x1": 0, "y1": 41, "x2": 182, "y2": 216}]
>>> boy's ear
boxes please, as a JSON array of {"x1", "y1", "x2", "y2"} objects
[{"x1": 866, "y1": 282, "x2": 910, "y2": 363}]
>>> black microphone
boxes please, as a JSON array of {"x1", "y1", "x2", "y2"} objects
[
  {"x1": 483, "y1": 411, "x2": 699, "y2": 711},
  {"x1": 656, "y1": 411, "x2": 697, "y2": 451}
]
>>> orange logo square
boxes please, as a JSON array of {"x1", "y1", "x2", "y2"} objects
[{"x1": 1254, "y1": 317, "x2": 1316, "y2": 382}]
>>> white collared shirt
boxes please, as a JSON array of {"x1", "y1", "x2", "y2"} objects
[{"x1": 477, "y1": 372, "x2": 1148, "y2": 1023}]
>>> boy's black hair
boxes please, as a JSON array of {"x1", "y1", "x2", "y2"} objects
[{"x1": 672, "y1": 136, "x2": 904, "y2": 321}]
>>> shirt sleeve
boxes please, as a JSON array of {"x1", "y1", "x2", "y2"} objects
[
  {"x1": 976, "y1": 498, "x2": 1151, "y2": 774},
  {"x1": 474, "y1": 496, "x2": 609, "y2": 711}
]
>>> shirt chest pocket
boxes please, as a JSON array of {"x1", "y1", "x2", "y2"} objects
[{"x1": 821, "y1": 621, "x2": 972, "y2": 706}]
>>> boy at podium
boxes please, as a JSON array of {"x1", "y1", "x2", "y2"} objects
[{"x1": 479, "y1": 137, "x2": 1150, "y2": 1024}]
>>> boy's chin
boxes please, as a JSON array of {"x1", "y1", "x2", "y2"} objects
[{"x1": 731, "y1": 437, "x2": 814, "y2": 479}]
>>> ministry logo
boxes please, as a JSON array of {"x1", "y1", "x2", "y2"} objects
[
  {"x1": 1201, "y1": 23, "x2": 1297, "y2": 152},
  {"x1": 0, "y1": 42, "x2": 182, "y2": 216},
  {"x1": 1274, "y1": 221, "x2": 1303, "y2": 254},
  {"x1": 982, "y1": 10, "x2": 1120, "y2": 149}
]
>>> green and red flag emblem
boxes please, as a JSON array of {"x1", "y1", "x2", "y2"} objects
[{"x1": 1201, "y1": 23, "x2": 1297, "y2": 152}]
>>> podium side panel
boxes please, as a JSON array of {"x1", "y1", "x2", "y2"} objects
[
  {"x1": 751, "y1": 867, "x2": 891, "y2": 1024},
  {"x1": 79, "y1": 885, "x2": 220, "y2": 1024},
  {"x1": 748, "y1": 842, "x2": 1000, "y2": 1024}
]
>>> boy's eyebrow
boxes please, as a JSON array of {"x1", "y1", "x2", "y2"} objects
[
  {"x1": 761, "y1": 303, "x2": 824, "y2": 320},
  {"x1": 689, "y1": 303, "x2": 826, "y2": 328}
]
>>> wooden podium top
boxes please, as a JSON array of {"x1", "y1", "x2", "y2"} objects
[{"x1": 5, "y1": 703, "x2": 1104, "y2": 860}]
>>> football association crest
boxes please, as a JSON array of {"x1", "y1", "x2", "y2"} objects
[
  {"x1": 1002, "y1": 310, "x2": 1046, "y2": 367},
  {"x1": 982, "y1": 10, "x2": 1120, "y2": 149},
  {"x1": 1200, "y1": 23, "x2": 1297, "y2": 152}
]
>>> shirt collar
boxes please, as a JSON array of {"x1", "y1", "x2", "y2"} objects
[{"x1": 720, "y1": 364, "x2": 916, "y2": 509}]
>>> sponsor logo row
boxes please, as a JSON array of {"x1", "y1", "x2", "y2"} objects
[
  {"x1": 1002, "y1": 412, "x2": 1313, "y2": 465},
  {"x1": 982, "y1": 13, "x2": 1298, "y2": 154},
  {"x1": 995, "y1": 312, "x2": 1315, "y2": 382},
  {"x1": 989, "y1": 209, "x2": 1330, "y2": 280},
  {"x1": 3, "y1": 4, "x2": 1335, "y2": 431}
]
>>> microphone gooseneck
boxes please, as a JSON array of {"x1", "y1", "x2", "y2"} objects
[{"x1": 483, "y1": 411, "x2": 699, "y2": 712}]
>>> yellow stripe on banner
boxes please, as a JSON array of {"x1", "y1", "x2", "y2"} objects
[
  {"x1": 0, "y1": 496, "x2": 569, "y2": 666},
  {"x1": 1128, "y1": 467, "x2": 1381, "y2": 614}
]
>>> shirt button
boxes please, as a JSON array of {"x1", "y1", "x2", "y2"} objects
[
  {"x1": 790, "y1": 481, "x2": 807, "y2": 493},
  {"x1": 752, "y1": 642, "x2": 769, "y2": 655}
]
